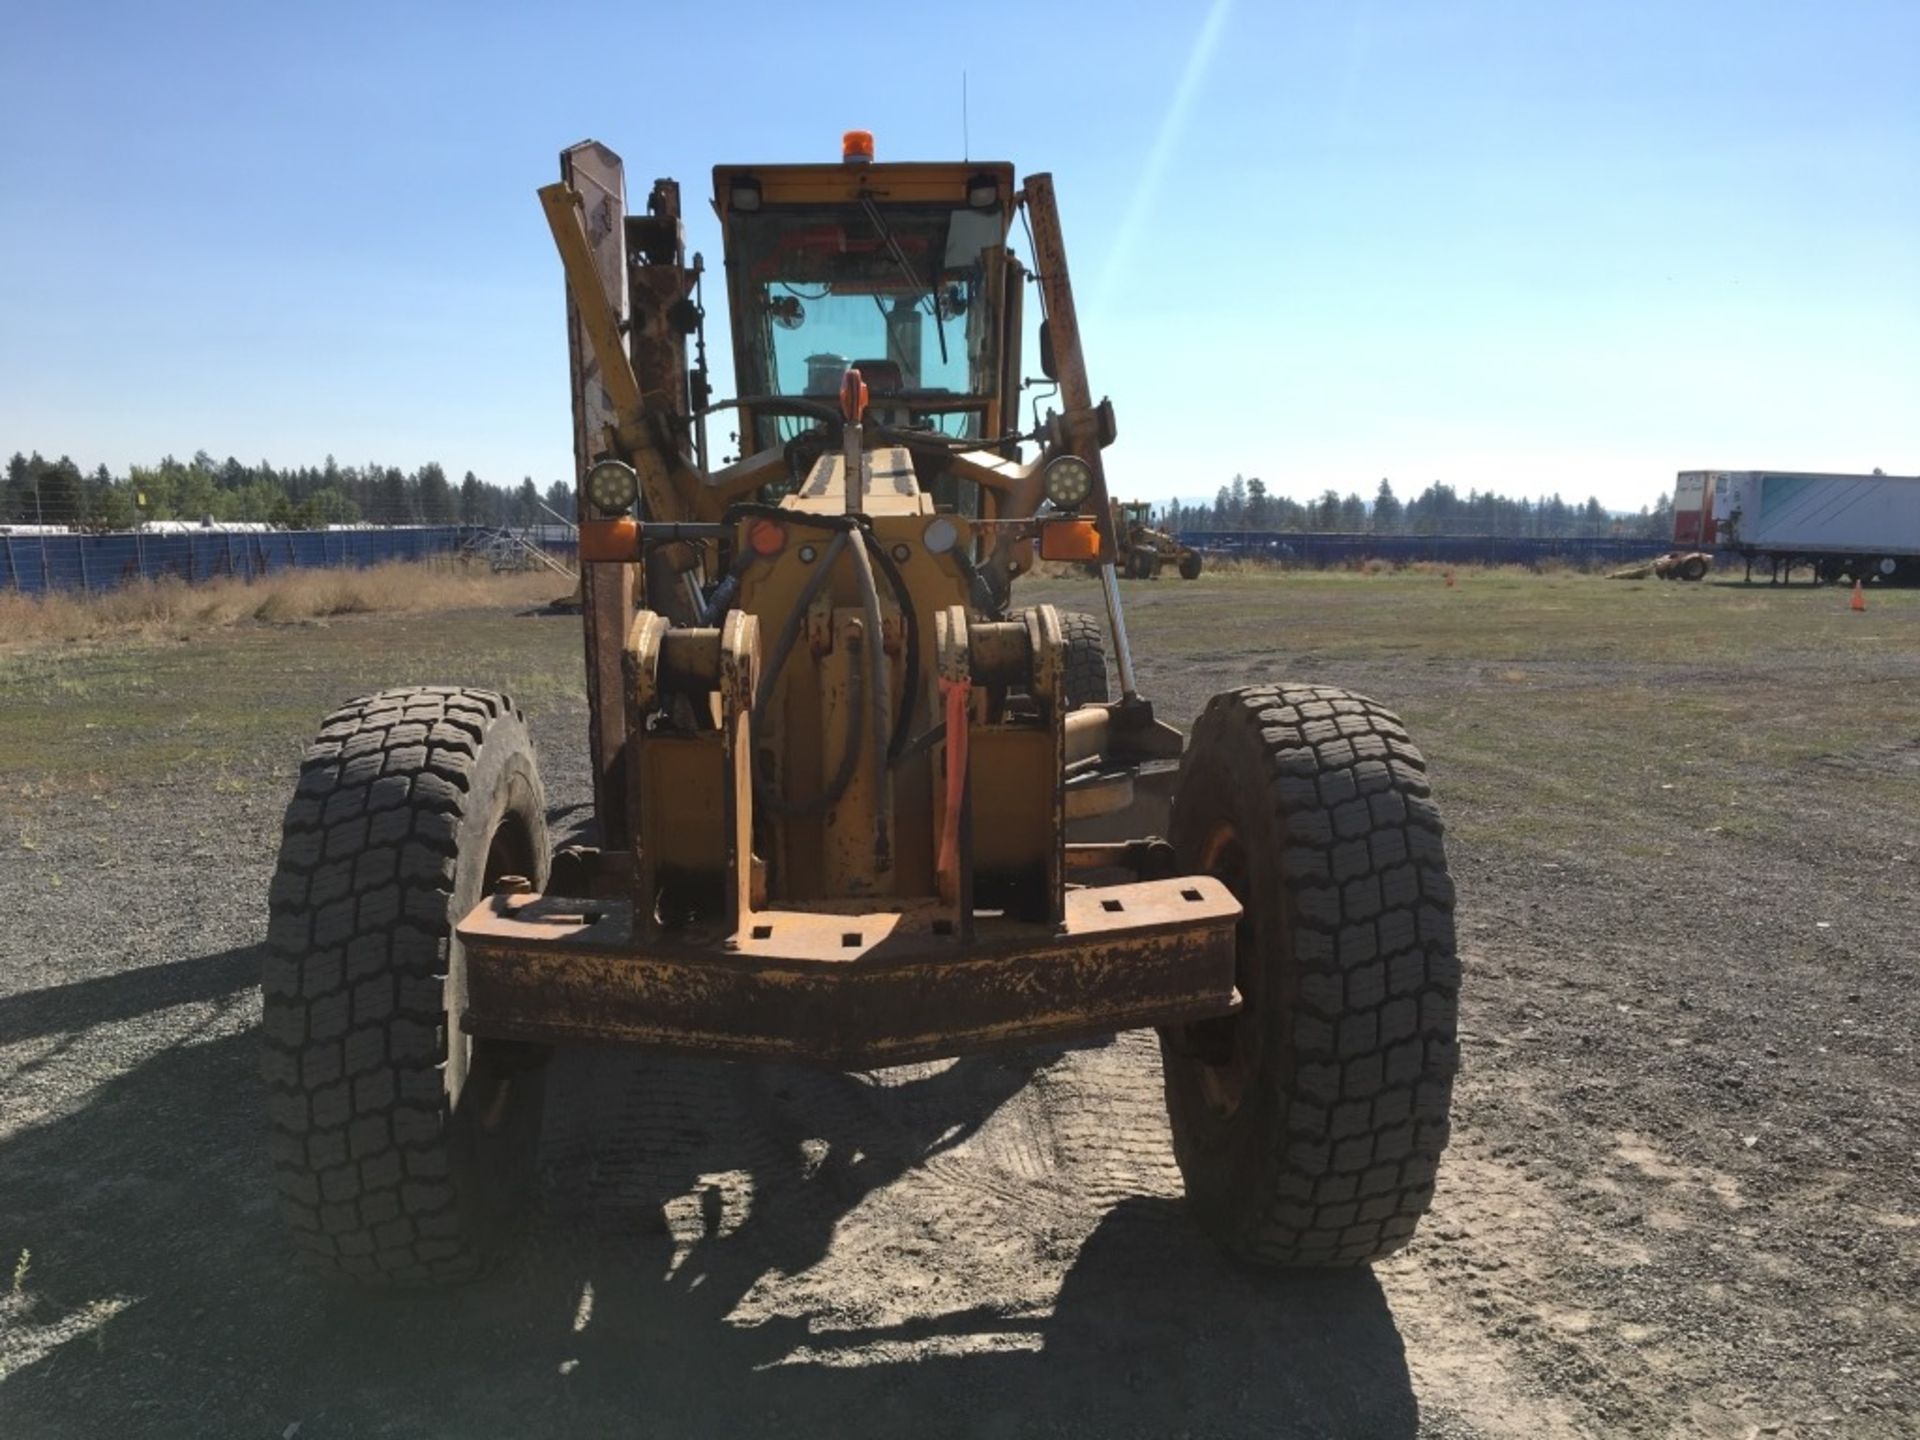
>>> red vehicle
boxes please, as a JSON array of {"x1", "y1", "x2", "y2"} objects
[{"x1": 1671, "y1": 471, "x2": 1718, "y2": 549}]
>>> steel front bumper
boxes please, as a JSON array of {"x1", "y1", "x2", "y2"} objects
[{"x1": 456, "y1": 877, "x2": 1241, "y2": 1068}]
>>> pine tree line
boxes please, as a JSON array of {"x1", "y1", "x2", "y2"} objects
[
  {"x1": 7, "y1": 450, "x2": 1678, "y2": 543},
  {"x1": 1158, "y1": 476, "x2": 1675, "y2": 541},
  {"x1": 2, "y1": 451, "x2": 575, "y2": 530}
]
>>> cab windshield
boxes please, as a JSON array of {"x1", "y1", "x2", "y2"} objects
[{"x1": 729, "y1": 202, "x2": 1005, "y2": 451}]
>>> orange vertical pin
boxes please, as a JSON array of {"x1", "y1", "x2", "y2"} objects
[{"x1": 1851, "y1": 579, "x2": 1866, "y2": 611}]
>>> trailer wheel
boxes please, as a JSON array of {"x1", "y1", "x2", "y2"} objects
[
  {"x1": 1679, "y1": 555, "x2": 1708, "y2": 582},
  {"x1": 262, "y1": 687, "x2": 550, "y2": 1286},
  {"x1": 1178, "y1": 551, "x2": 1203, "y2": 580},
  {"x1": 1161, "y1": 685, "x2": 1460, "y2": 1266}
]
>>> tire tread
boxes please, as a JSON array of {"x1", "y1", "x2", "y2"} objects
[
  {"x1": 261, "y1": 686, "x2": 528, "y2": 1286},
  {"x1": 1165, "y1": 684, "x2": 1460, "y2": 1266}
]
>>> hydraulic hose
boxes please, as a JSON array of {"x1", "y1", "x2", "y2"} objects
[
  {"x1": 724, "y1": 503, "x2": 920, "y2": 765},
  {"x1": 862, "y1": 530, "x2": 920, "y2": 764},
  {"x1": 844, "y1": 527, "x2": 893, "y2": 869},
  {"x1": 749, "y1": 532, "x2": 862, "y2": 817}
]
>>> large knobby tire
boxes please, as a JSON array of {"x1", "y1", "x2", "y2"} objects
[
  {"x1": 1058, "y1": 609, "x2": 1111, "y2": 709},
  {"x1": 261, "y1": 687, "x2": 551, "y2": 1286},
  {"x1": 1009, "y1": 607, "x2": 1110, "y2": 711},
  {"x1": 1178, "y1": 551, "x2": 1203, "y2": 581},
  {"x1": 1160, "y1": 684, "x2": 1460, "y2": 1266}
]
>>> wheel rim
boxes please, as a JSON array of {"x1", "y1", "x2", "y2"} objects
[
  {"x1": 1190, "y1": 819, "x2": 1262, "y2": 1118},
  {"x1": 448, "y1": 808, "x2": 539, "y2": 1112}
]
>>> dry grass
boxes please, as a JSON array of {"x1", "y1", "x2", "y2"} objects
[
  {"x1": 1032, "y1": 555, "x2": 1621, "y2": 582},
  {"x1": 0, "y1": 559, "x2": 570, "y2": 648}
]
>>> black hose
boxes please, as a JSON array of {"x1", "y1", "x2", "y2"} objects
[
  {"x1": 760, "y1": 656, "x2": 864, "y2": 820},
  {"x1": 844, "y1": 528, "x2": 892, "y2": 867},
  {"x1": 724, "y1": 502, "x2": 859, "y2": 534},
  {"x1": 722, "y1": 506, "x2": 931, "y2": 840},
  {"x1": 750, "y1": 532, "x2": 863, "y2": 817},
  {"x1": 723, "y1": 501, "x2": 920, "y2": 762},
  {"x1": 703, "y1": 395, "x2": 844, "y2": 428},
  {"x1": 700, "y1": 394, "x2": 1035, "y2": 454},
  {"x1": 897, "y1": 720, "x2": 946, "y2": 763},
  {"x1": 863, "y1": 530, "x2": 920, "y2": 763},
  {"x1": 869, "y1": 422, "x2": 1036, "y2": 451}
]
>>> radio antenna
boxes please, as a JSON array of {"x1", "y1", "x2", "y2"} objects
[{"x1": 962, "y1": 71, "x2": 970, "y2": 161}]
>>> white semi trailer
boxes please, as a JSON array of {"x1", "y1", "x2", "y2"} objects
[{"x1": 1675, "y1": 470, "x2": 1920, "y2": 584}]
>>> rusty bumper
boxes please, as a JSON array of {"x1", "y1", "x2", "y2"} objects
[{"x1": 456, "y1": 877, "x2": 1240, "y2": 1068}]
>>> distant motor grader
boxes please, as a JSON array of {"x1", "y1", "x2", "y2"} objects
[
  {"x1": 1111, "y1": 499, "x2": 1204, "y2": 580},
  {"x1": 261, "y1": 132, "x2": 1461, "y2": 1286}
]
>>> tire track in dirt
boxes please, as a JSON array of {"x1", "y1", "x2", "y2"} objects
[{"x1": 525, "y1": 1028, "x2": 1614, "y2": 1435}]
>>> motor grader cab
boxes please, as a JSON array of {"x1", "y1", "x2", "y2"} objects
[{"x1": 260, "y1": 132, "x2": 1461, "y2": 1288}]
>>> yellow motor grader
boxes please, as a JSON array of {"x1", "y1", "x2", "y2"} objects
[
  {"x1": 1112, "y1": 499, "x2": 1204, "y2": 579},
  {"x1": 260, "y1": 132, "x2": 1461, "y2": 1286}
]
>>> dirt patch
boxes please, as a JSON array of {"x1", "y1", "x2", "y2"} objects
[{"x1": 1, "y1": 573, "x2": 1915, "y2": 1437}]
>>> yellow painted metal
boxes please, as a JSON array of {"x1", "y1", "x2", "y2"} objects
[
  {"x1": 818, "y1": 608, "x2": 883, "y2": 896},
  {"x1": 717, "y1": 610, "x2": 760, "y2": 929},
  {"x1": 965, "y1": 727, "x2": 1051, "y2": 873},
  {"x1": 538, "y1": 183, "x2": 645, "y2": 432},
  {"x1": 711, "y1": 161, "x2": 1017, "y2": 215},
  {"x1": 1064, "y1": 706, "x2": 1110, "y2": 766},
  {"x1": 1065, "y1": 770, "x2": 1135, "y2": 821},
  {"x1": 539, "y1": 180, "x2": 710, "y2": 545},
  {"x1": 522, "y1": 139, "x2": 1242, "y2": 1068},
  {"x1": 641, "y1": 736, "x2": 726, "y2": 868},
  {"x1": 785, "y1": 447, "x2": 931, "y2": 518}
]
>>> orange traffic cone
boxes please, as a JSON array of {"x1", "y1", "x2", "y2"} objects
[{"x1": 1850, "y1": 580, "x2": 1866, "y2": 612}]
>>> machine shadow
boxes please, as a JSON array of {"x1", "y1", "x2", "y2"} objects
[
  {"x1": 0, "y1": 953, "x2": 1416, "y2": 1440},
  {"x1": 0, "y1": 944, "x2": 259, "y2": 1044}
]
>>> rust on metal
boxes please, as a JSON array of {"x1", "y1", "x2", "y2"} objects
[
  {"x1": 550, "y1": 144, "x2": 639, "y2": 849},
  {"x1": 457, "y1": 876, "x2": 1241, "y2": 1068},
  {"x1": 518, "y1": 140, "x2": 1239, "y2": 1076},
  {"x1": 1022, "y1": 172, "x2": 1116, "y2": 565}
]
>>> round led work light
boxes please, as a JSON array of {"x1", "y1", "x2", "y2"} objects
[
  {"x1": 1042, "y1": 454, "x2": 1094, "y2": 511},
  {"x1": 586, "y1": 459, "x2": 639, "y2": 514}
]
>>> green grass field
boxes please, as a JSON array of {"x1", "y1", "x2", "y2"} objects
[{"x1": 6, "y1": 569, "x2": 1913, "y2": 831}]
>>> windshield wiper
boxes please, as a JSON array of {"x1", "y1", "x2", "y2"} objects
[{"x1": 861, "y1": 196, "x2": 948, "y2": 367}]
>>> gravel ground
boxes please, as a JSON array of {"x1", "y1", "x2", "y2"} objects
[{"x1": 0, "y1": 572, "x2": 1914, "y2": 1438}]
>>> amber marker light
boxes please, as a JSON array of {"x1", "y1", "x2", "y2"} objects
[
  {"x1": 840, "y1": 367, "x2": 869, "y2": 423},
  {"x1": 842, "y1": 129, "x2": 874, "y2": 164},
  {"x1": 1038, "y1": 518, "x2": 1101, "y2": 562},
  {"x1": 746, "y1": 518, "x2": 787, "y2": 558},
  {"x1": 579, "y1": 518, "x2": 641, "y2": 562}
]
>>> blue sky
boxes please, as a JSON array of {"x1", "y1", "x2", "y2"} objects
[{"x1": 1, "y1": 1, "x2": 1913, "y2": 513}]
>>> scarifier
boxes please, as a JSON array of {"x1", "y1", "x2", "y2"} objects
[{"x1": 260, "y1": 132, "x2": 1463, "y2": 1286}]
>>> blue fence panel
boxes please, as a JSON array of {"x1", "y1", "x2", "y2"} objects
[{"x1": 0, "y1": 526, "x2": 475, "y2": 595}]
